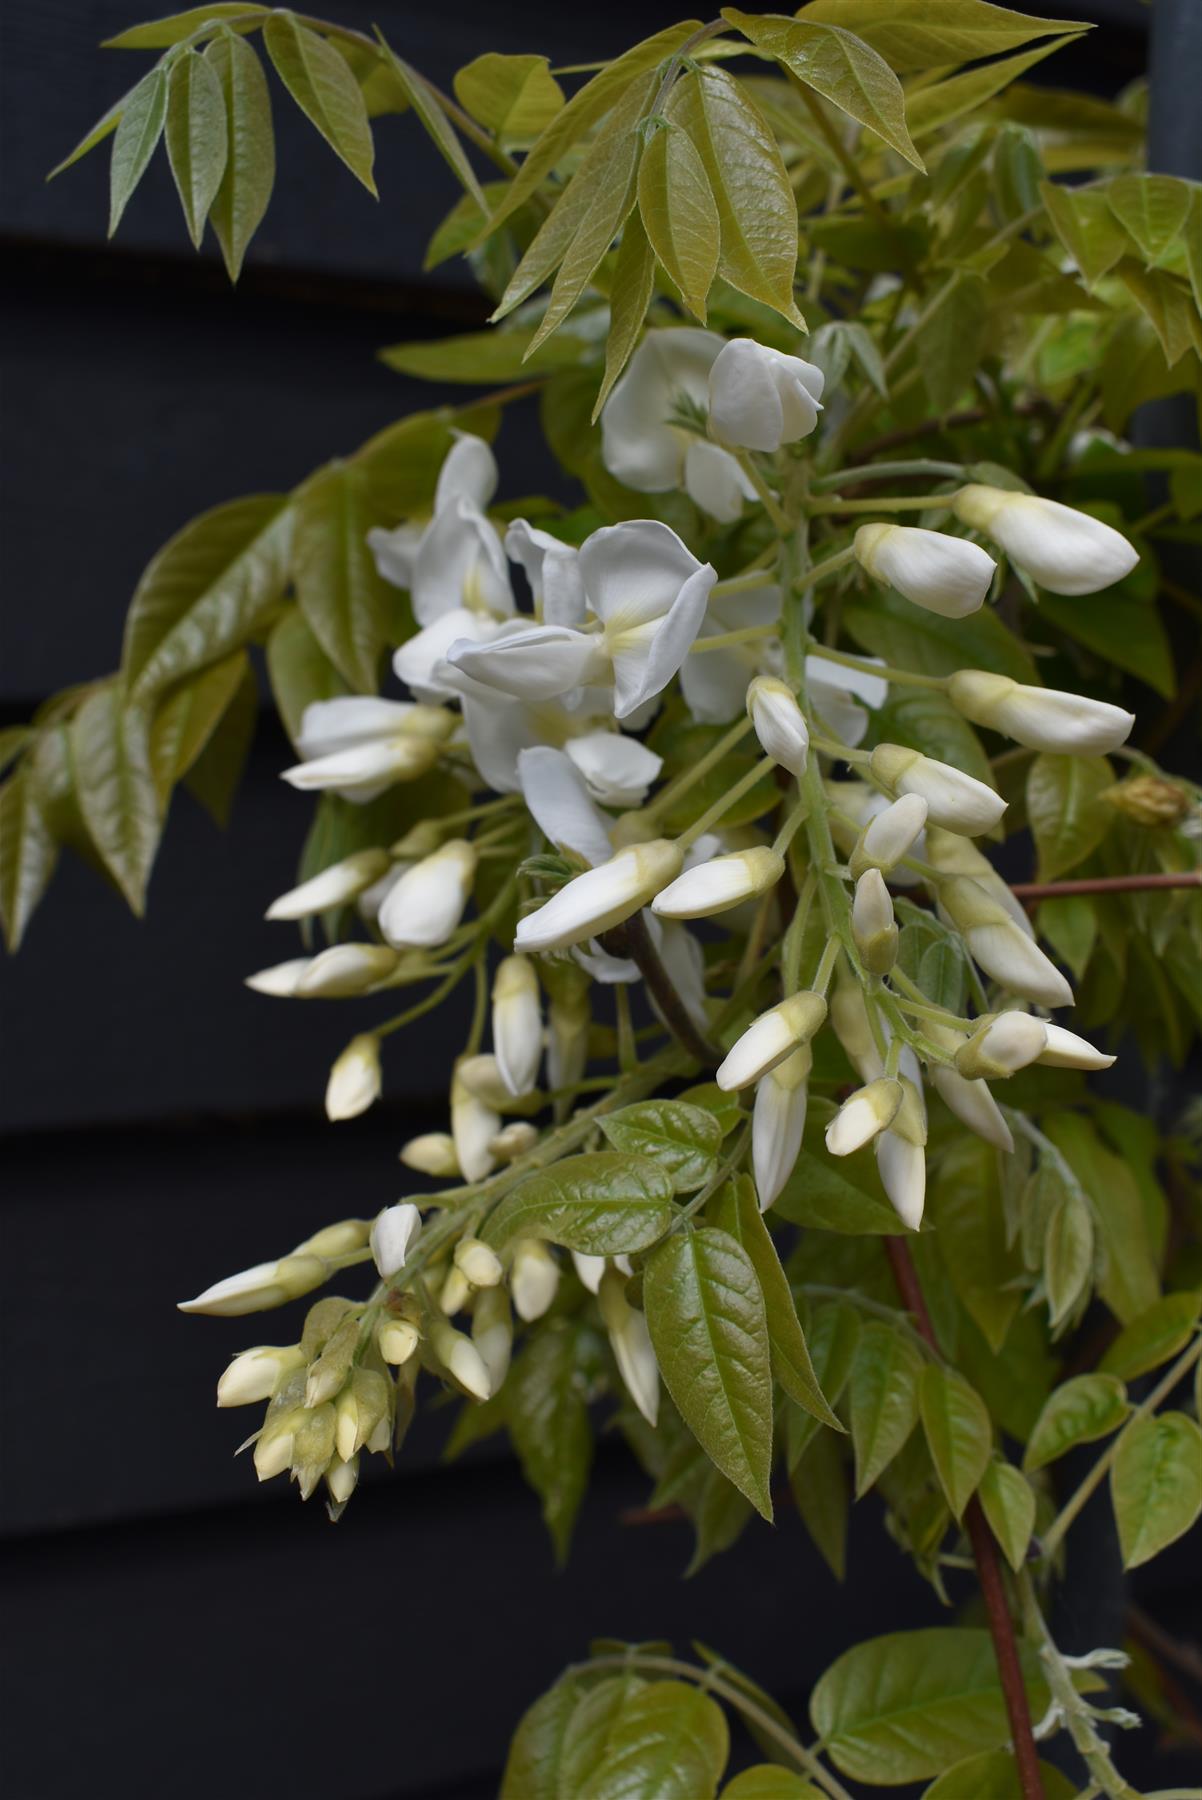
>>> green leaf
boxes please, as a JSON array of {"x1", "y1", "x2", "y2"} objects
[
  {"x1": 262, "y1": 11, "x2": 376, "y2": 195},
  {"x1": 291, "y1": 463, "x2": 395, "y2": 692},
  {"x1": 918, "y1": 1364, "x2": 991, "y2": 1520},
  {"x1": 205, "y1": 29, "x2": 275, "y2": 281},
  {"x1": 71, "y1": 688, "x2": 161, "y2": 913},
  {"x1": 594, "y1": 214, "x2": 657, "y2": 419},
  {"x1": 1112, "y1": 1410, "x2": 1202, "y2": 1569},
  {"x1": 49, "y1": 90, "x2": 132, "y2": 180},
  {"x1": 774, "y1": 1148, "x2": 906, "y2": 1236},
  {"x1": 796, "y1": 1, "x2": 1086, "y2": 70},
  {"x1": 266, "y1": 608, "x2": 350, "y2": 747},
  {"x1": 379, "y1": 326, "x2": 590, "y2": 384},
  {"x1": 484, "y1": 1152, "x2": 676, "y2": 1255},
  {"x1": 579, "y1": 1680, "x2": 729, "y2": 1800},
  {"x1": 122, "y1": 493, "x2": 293, "y2": 705},
  {"x1": 685, "y1": 1463, "x2": 755, "y2": 1574},
  {"x1": 1115, "y1": 261, "x2": 1201, "y2": 370},
  {"x1": 725, "y1": 12, "x2": 923, "y2": 172},
  {"x1": 977, "y1": 1460, "x2": 1036, "y2": 1574},
  {"x1": 355, "y1": 409, "x2": 478, "y2": 520},
  {"x1": 1036, "y1": 894, "x2": 1096, "y2": 983},
  {"x1": 0, "y1": 769, "x2": 59, "y2": 952},
  {"x1": 904, "y1": 38, "x2": 1080, "y2": 140},
  {"x1": 677, "y1": 1081, "x2": 743, "y2": 1140},
  {"x1": 849, "y1": 1320, "x2": 923, "y2": 1496},
  {"x1": 644, "y1": 1227, "x2": 775, "y2": 1518},
  {"x1": 149, "y1": 649, "x2": 249, "y2": 800},
  {"x1": 1026, "y1": 753, "x2": 1115, "y2": 883},
  {"x1": 789, "y1": 1427, "x2": 849, "y2": 1579},
  {"x1": 507, "y1": 1319, "x2": 592, "y2": 1564},
  {"x1": 810, "y1": 1628, "x2": 1047, "y2": 1786},
  {"x1": 1043, "y1": 1113, "x2": 1160, "y2": 1325},
  {"x1": 872, "y1": 689, "x2": 993, "y2": 793},
  {"x1": 1036, "y1": 586, "x2": 1176, "y2": 699},
  {"x1": 453, "y1": 53, "x2": 563, "y2": 150},
  {"x1": 721, "y1": 1768, "x2": 821, "y2": 1799},
  {"x1": 1023, "y1": 1373, "x2": 1130, "y2": 1473},
  {"x1": 103, "y1": 5, "x2": 269, "y2": 49},
  {"x1": 182, "y1": 658, "x2": 257, "y2": 826},
  {"x1": 844, "y1": 585, "x2": 1039, "y2": 685},
  {"x1": 638, "y1": 122, "x2": 721, "y2": 322},
  {"x1": 109, "y1": 67, "x2": 169, "y2": 236},
  {"x1": 1100, "y1": 1292, "x2": 1201, "y2": 1383},
  {"x1": 164, "y1": 49, "x2": 228, "y2": 247},
  {"x1": 501, "y1": 1677, "x2": 588, "y2": 1800},
  {"x1": 1041, "y1": 179, "x2": 1130, "y2": 287},
  {"x1": 1043, "y1": 1185, "x2": 1095, "y2": 1330},
  {"x1": 922, "y1": 1748, "x2": 1076, "y2": 1800},
  {"x1": 600, "y1": 1101, "x2": 722, "y2": 1193},
  {"x1": 915, "y1": 273, "x2": 986, "y2": 413},
  {"x1": 558, "y1": 1675, "x2": 648, "y2": 1798},
  {"x1": 710, "y1": 1176, "x2": 841, "y2": 1429},
  {"x1": 669, "y1": 68, "x2": 804, "y2": 328},
  {"x1": 928, "y1": 1140, "x2": 1023, "y2": 1352},
  {"x1": 374, "y1": 41, "x2": 487, "y2": 212},
  {"x1": 1105, "y1": 173, "x2": 1193, "y2": 267}
]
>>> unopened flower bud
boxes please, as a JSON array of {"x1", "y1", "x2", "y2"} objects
[
  {"x1": 1104, "y1": 775, "x2": 1192, "y2": 828},
  {"x1": 217, "y1": 1344, "x2": 307, "y2": 1408},
  {"x1": 1039, "y1": 1023, "x2": 1115, "y2": 1071},
  {"x1": 334, "y1": 1369, "x2": 391, "y2": 1462},
  {"x1": 955, "y1": 1012, "x2": 1048, "y2": 1080},
  {"x1": 440, "y1": 1266, "x2": 472, "y2": 1315},
  {"x1": 179, "y1": 1252, "x2": 327, "y2": 1317},
  {"x1": 390, "y1": 820, "x2": 445, "y2": 860},
  {"x1": 709, "y1": 339, "x2": 824, "y2": 451},
  {"x1": 456, "y1": 1053, "x2": 513, "y2": 1110},
  {"x1": 489, "y1": 1120, "x2": 539, "y2": 1162},
  {"x1": 852, "y1": 869, "x2": 898, "y2": 975},
  {"x1": 325, "y1": 1034, "x2": 382, "y2": 1122},
  {"x1": 752, "y1": 1044, "x2": 810, "y2": 1212},
  {"x1": 244, "y1": 957, "x2": 312, "y2": 997},
  {"x1": 599, "y1": 1266, "x2": 659, "y2": 1426},
  {"x1": 472, "y1": 1284, "x2": 513, "y2": 1393},
  {"x1": 377, "y1": 1316, "x2": 420, "y2": 1365},
  {"x1": 547, "y1": 984, "x2": 591, "y2": 1099},
  {"x1": 953, "y1": 486, "x2": 1138, "y2": 595},
  {"x1": 265, "y1": 849, "x2": 391, "y2": 922},
  {"x1": 326, "y1": 1454, "x2": 359, "y2": 1506},
  {"x1": 939, "y1": 876, "x2": 1072, "y2": 1007},
  {"x1": 652, "y1": 846, "x2": 785, "y2": 920},
  {"x1": 400, "y1": 1132, "x2": 460, "y2": 1177},
  {"x1": 429, "y1": 1318, "x2": 492, "y2": 1401},
  {"x1": 511, "y1": 1238, "x2": 560, "y2": 1322},
  {"x1": 826, "y1": 1077, "x2": 903, "y2": 1156},
  {"x1": 514, "y1": 839, "x2": 684, "y2": 954},
  {"x1": 248, "y1": 943, "x2": 398, "y2": 1000},
  {"x1": 716, "y1": 990, "x2": 828, "y2": 1091},
  {"x1": 451, "y1": 1065, "x2": 501, "y2": 1184},
  {"x1": 874, "y1": 1077, "x2": 927, "y2": 1230},
  {"x1": 925, "y1": 1023, "x2": 1014, "y2": 1153},
  {"x1": 492, "y1": 955, "x2": 542, "y2": 1097},
  {"x1": 454, "y1": 1236, "x2": 504, "y2": 1289},
  {"x1": 926, "y1": 827, "x2": 1033, "y2": 936},
  {"x1": 369, "y1": 1202, "x2": 422, "y2": 1279},
  {"x1": 870, "y1": 744, "x2": 1006, "y2": 837},
  {"x1": 747, "y1": 675, "x2": 809, "y2": 779},
  {"x1": 849, "y1": 793, "x2": 928, "y2": 878},
  {"x1": 253, "y1": 1405, "x2": 306, "y2": 1481},
  {"x1": 830, "y1": 969, "x2": 884, "y2": 1082},
  {"x1": 854, "y1": 523, "x2": 994, "y2": 619},
  {"x1": 379, "y1": 839, "x2": 477, "y2": 950},
  {"x1": 304, "y1": 1313, "x2": 361, "y2": 1406},
  {"x1": 947, "y1": 670, "x2": 1134, "y2": 755}
]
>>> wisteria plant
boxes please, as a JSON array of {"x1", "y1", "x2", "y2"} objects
[{"x1": 8, "y1": 3, "x2": 1202, "y2": 1796}]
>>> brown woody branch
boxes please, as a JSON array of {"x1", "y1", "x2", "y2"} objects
[{"x1": 1010, "y1": 872, "x2": 1202, "y2": 902}]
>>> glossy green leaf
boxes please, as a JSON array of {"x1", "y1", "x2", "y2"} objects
[
  {"x1": 1112, "y1": 1410, "x2": 1202, "y2": 1569},
  {"x1": 1026, "y1": 753, "x2": 1115, "y2": 882},
  {"x1": 725, "y1": 12, "x2": 923, "y2": 171},
  {"x1": 797, "y1": 1, "x2": 1084, "y2": 70},
  {"x1": 262, "y1": 11, "x2": 376, "y2": 194},
  {"x1": 380, "y1": 326, "x2": 590, "y2": 383},
  {"x1": 977, "y1": 1460, "x2": 1036, "y2": 1574},
  {"x1": 266, "y1": 609, "x2": 350, "y2": 748},
  {"x1": 721, "y1": 1768, "x2": 821, "y2": 1799},
  {"x1": 1100, "y1": 1292, "x2": 1201, "y2": 1383},
  {"x1": 501, "y1": 1677, "x2": 588, "y2": 1800},
  {"x1": 181, "y1": 658, "x2": 257, "y2": 827},
  {"x1": 904, "y1": 38, "x2": 1079, "y2": 140},
  {"x1": 594, "y1": 213, "x2": 657, "y2": 419},
  {"x1": 103, "y1": 5, "x2": 268, "y2": 49},
  {"x1": 1116, "y1": 262, "x2": 1201, "y2": 369},
  {"x1": 774, "y1": 1149, "x2": 906, "y2": 1236},
  {"x1": 844, "y1": 585, "x2": 1039, "y2": 685},
  {"x1": 1044, "y1": 1185, "x2": 1095, "y2": 1330},
  {"x1": 928, "y1": 1140, "x2": 1022, "y2": 1352},
  {"x1": 600, "y1": 1100, "x2": 723, "y2": 1193},
  {"x1": 1041, "y1": 179, "x2": 1131, "y2": 286},
  {"x1": 810, "y1": 1628, "x2": 1047, "y2": 1786},
  {"x1": 508, "y1": 1319, "x2": 593, "y2": 1564},
  {"x1": 164, "y1": 49, "x2": 228, "y2": 247},
  {"x1": 453, "y1": 53, "x2": 563, "y2": 150},
  {"x1": 291, "y1": 463, "x2": 396, "y2": 692},
  {"x1": 149, "y1": 649, "x2": 248, "y2": 800},
  {"x1": 579, "y1": 1680, "x2": 729, "y2": 1800},
  {"x1": 918, "y1": 1364, "x2": 991, "y2": 1519},
  {"x1": 872, "y1": 689, "x2": 994, "y2": 793},
  {"x1": 790, "y1": 1427, "x2": 849, "y2": 1579},
  {"x1": 916, "y1": 273, "x2": 987, "y2": 413},
  {"x1": 109, "y1": 67, "x2": 169, "y2": 235},
  {"x1": 638, "y1": 122, "x2": 720, "y2": 322},
  {"x1": 1106, "y1": 173, "x2": 1192, "y2": 266},
  {"x1": 922, "y1": 1748, "x2": 1077, "y2": 1800},
  {"x1": 645, "y1": 1227, "x2": 775, "y2": 1518},
  {"x1": 1023, "y1": 1372, "x2": 1130, "y2": 1473},
  {"x1": 558, "y1": 1675, "x2": 648, "y2": 1798},
  {"x1": 849, "y1": 1320, "x2": 924, "y2": 1496},
  {"x1": 375, "y1": 42, "x2": 486, "y2": 211},
  {"x1": 71, "y1": 688, "x2": 161, "y2": 913},
  {"x1": 484, "y1": 1152, "x2": 676, "y2": 1254},
  {"x1": 1036, "y1": 587, "x2": 1175, "y2": 699},
  {"x1": 1036, "y1": 894, "x2": 1096, "y2": 982},
  {"x1": 685, "y1": 1463, "x2": 755, "y2": 1575},
  {"x1": 205, "y1": 29, "x2": 275, "y2": 280},
  {"x1": 676, "y1": 1082, "x2": 743, "y2": 1140},
  {"x1": 1043, "y1": 1112, "x2": 1160, "y2": 1325},
  {"x1": 0, "y1": 769, "x2": 59, "y2": 952}
]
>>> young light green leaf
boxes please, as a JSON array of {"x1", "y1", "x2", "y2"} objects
[
  {"x1": 904, "y1": 38, "x2": 1081, "y2": 140},
  {"x1": 508, "y1": 1319, "x2": 593, "y2": 1565},
  {"x1": 918, "y1": 1364, "x2": 991, "y2": 1520},
  {"x1": 165, "y1": 49, "x2": 228, "y2": 247},
  {"x1": 637, "y1": 121, "x2": 721, "y2": 322},
  {"x1": 1023, "y1": 1372, "x2": 1130, "y2": 1473},
  {"x1": 71, "y1": 688, "x2": 162, "y2": 913},
  {"x1": 773, "y1": 1148, "x2": 907, "y2": 1236},
  {"x1": 375, "y1": 41, "x2": 487, "y2": 212},
  {"x1": 593, "y1": 213, "x2": 657, "y2": 420},
  {"x1": 148, "y1": 649, "x2": 249, "y2": 800},
  {"x1": 109, "y1": 67, "x2": 169, "y2": 236},
  {"x1": 1099, "y1": 1292, "x2": 1201, "y2": 1383},
  {"x1": 266, "y1": 608, "x2": 350, "y2": 748},
  {"x1": 1043, "y1": 1186, "x2": 1095, "y2": 1330},
  {"x1": 1105, "y1": 173, "x2": 1192, "y2": 267},
  {"x1": 291, "y1": 463, "x2": 395, "y2": 692},
  {"x1": 922, "y1": 1748, "x2": 1077, "y2": 1800},
  {"x1": 579, "y1": 1680, "x2": 730, "y2": 1800},
  {"x1": 557, "y1": 1675, "x2": 648, "y2": 1798},
  {"x1": 724, "y1": 12, "x2": 924, "y2": 172},
  {"x1": 1112, "y1": 1410, "x2": 1202, "y2": 1569},
  {"x1": 181, "y1": 658, "x2": 257, "y2": 827},
  {"x1": 103, "y1": 5, "x2": 269, "y2": 49},
  {"x1": 49, "y1": 89, "x2": 134, "y2": 180},
  {"x1": 453, "y1": 53, "x2": 563, "y2": 150},
  {"x1": 797, "y1": 1, "x2": 1086, "y2": 70},
  {"x1": 1040, "y1": 179, "x2": 1130, "y2": 287},
  {"x1": 789, "y1": 1427, "x2": 849, "y2": 1579},
  {"x1": 484, "y1": 1152, "x2": 676, "y2": 1255},
  {"x1": 122, "y1": 493, "x2": 294, "y2": 705},
  {"x1": 262, "y1": 11, "x2": 376, "y2": 195},
  {"x1": 810, "y1": 1628, "x2": 1046, "y2": 1786},
  {"x1": 205, "y1": 29, "x2": 275, "y2": 281},
  {"x1": 0, "y1": 769, "x2": 59, "y2": 953},
  {"x1": 721, "y1": 1769, "x2": 822, "y2": 1800},
  {"x1": 599, "y1": 1100, "x2": 722, "y2": 1193},
  {"x1": 977, "y1": 1459, "x2": 1036, "y2": 1574},
  {"x1": 1026, "y1": 753, "x2": 1115, "y2": 882},
  {"x1": 849, "y1": 1320, "x2": 924, "y2": 1496},
  {"x1": 644, "y1": 1226, "x2": 775, "y2": 1518},
  {"x1": 380, "y1": 327, "x2": 589, "y2": 383},
  {"x1": 668, "y1": 68, "x2": 804, "y2": 328},
  {"x1": 1116, "y1": 262, "x2": 1201, "y2": 369}
]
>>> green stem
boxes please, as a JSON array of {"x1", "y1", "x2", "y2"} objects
[
  {"x1": 735, "y1": 451, "x2": 793, "y2": 531},
  {"x1": 808, "y1": 491, "x2": 959, "y2": 516},
  {"x1": 772, "y1": 796, "x2": 810, "y2": 857},
  {"x1": 812, "y1": 458, "x2": 967, "y2": 489},
  {"x1": 689, "y1": 625, "x2": 775, "y2": 654},
  {"x1": 644, "y1": 716, "x2": 754, "y2": 822},
  {"x1": 807, "y1": 641, "x2": 948, "y2": 691},
  {"x1": 1018, "y1": 1570, "x2": 1139, "y2": 1800},
  {"x1": 781, "y1": 866, "x2": 817, "y2": 994},
  {"x1": 676, "y1": 755, "x2": 775, "y2": 850}
]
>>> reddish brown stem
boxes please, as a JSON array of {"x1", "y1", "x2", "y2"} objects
[
  {"x1": 1010, "y1": 871, "x2": 1201, "y2": 902},
  {"x1": 883, "y1": 1237, "x2": 1045, "y2": 1800}
]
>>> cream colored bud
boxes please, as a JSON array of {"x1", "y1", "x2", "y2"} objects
[
  {"x1": 456, "y1": 1053, "x2": 514, "y2": 1110},
  {"x1": 325, "y1": 1035, "x2": 382, "y2": 1122},
  {"x1": 489, "y1": 1120, "x2": 539, "y2": 1162},
  {"x1": 217, "y1": 1344, "x2": 307, "y2": 1408},
  {"x1": 492, "y1": 955, "x2": 542, "y2": 1097},
  {"x1": 826, "y1": 1077, "x2": 903, "y2": 1156},
  {"x1": 926, "y1": 1024, "x2": 1014, "y2": 1153},
  {"x1": 472, "y1": 1284, "x2": 513, "y2": 1393},
  {"x1": 939, "y1": 876, "x2": 1072, "y2": 1008},
  {"x1": 511, "y1": 1239, "x2": 560, "y2": 1322},
  {"x1": 253, "y1": 1407, "x2": 305, "y2": 1481},
  {"x1": 752, "y1": 1044, "x2": 811, "y2": 1212},
  {"x1": 179, "y1": 1253, "x2": 327, "y2": 1317},
  {"x1": 852, "y1": 869, "x2": 898, "y2": 975},
  {"x1": 547, "y1": 985, "x2": 591, "y2": 1101},
  {"x1": 334, "y1": 1369, "x2": 391, "y2": 1461},
  {"x1": 326, "y1": 1455, "x2": 359, "y2": 1506},
  {"x1": 955, "y1": 1012, "x2": 1048, "y2": 1080},
  {"x1": 451, "y1": 1067, "x2": 500, "y2": 1184},
  {"x1": 926, "y1": 827, "x2": 1033, "y2": 936},
  {"x1": 1104, "y1": 775, "x2": 1192, "y2": 828},
  {"x1": 746, "y1": 675, "x2": 809, "y2": 779},
  {"x1": 390, "y1": 820, "x2": 444, "y2": 859},
  {"x1": 953, "y1": 486, "x2": 1138, "y2": 596},
  {"x1": 514, "y1": 839, "x2": 685, "y2": 953},
  {"x1": 429, "y1": 1318, "x2": 492, "y2": 1400},
  {"x1": 440, "y1": 1266, "x2": 472, "y2": 1315},
  {"x1": 599, "y1": 1267, "x2": 659, "y2": 1426},
  {"x1": 293, "y1": 943, "x2": 399, "y2": 999},
  {"x1": 369, "y1": 1202, "x2": 422, "y2": 1279},
  {"x1": 244, "y1": 957, "x2": 313, "y2": 997},
  {"x1": 379, "y1": 839, "x2": 477, "y2": 950},
  {"x1": 377, "y1": 1316, "x2": 420, "y2": 1366},
  {"x1": 454, "y1": 1236, "x2": 504, "y2": 1289},
  {"x1": 1039, "y1": 1023, "x2": 1116, "y2": 1071},
  {"x1": 849, "y1": 793, "x2": 928, "y2": 878},
  {"x1": 870, "y1": 744, "x2": 1006, "y2": 837},
  {"x1": 854, "y1": 522, "x2": 995, "y2": 619},
  {"x1": 876, "y1": 1127, "x2": 926, "y2": 1230},
  {"x1": 947, "y1": 670, "x2": 1134, "y2": 756},
  {"x1": 652, "y1": 846, "x2": 785, "y2": 920},
  {"x1": 716, "y1": 990, "x2": 828, "y2": 1092},
  {"x1": 400, "y1": 1132, "x2": 460, "y2": 1177},
  {"x1": 304, "y1": 1314, "x2": 361, "y2": 1407},
  {"x1": 265, "y1": 849, "x2": 391, "y2": 922}
]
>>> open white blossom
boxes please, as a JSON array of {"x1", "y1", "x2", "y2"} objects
[
  {"x1": 579, "y1": 519, "x2": 717, "y2": 719},
  {"x1": 708, "y1": 338, "x2": 824, "y2": 451},
  {"x1": 282, "y1": 699, "x2": 455, "y2": 801}
]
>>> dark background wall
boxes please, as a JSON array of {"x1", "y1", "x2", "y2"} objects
[{"x1": 3, "y1": 4, "x2": 1199, "y2": 1797}]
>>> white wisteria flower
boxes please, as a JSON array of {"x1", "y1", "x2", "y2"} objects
[
  {"x1": 717, "y1": 991, "x2": 828, "y2": 1091},
  {"x1": 579, "y1": 519, "x2": 717, "y2": 720},
  {"x1": 246, "y1": 943, "x2": 399, "y2": 1000},
  {"x1": 850, "y1": 792, "x2": 928, "y2": 877},
  {"x1": 955, "y1": 1012, "x2": 1048, "y2": 1080},
  {"x1": 854, "y1": 523, "x2": 995, "y2": 618},
  {"x1": 325, "y1": 1033, "x2": 382, "y2": 1121},
  {"x1": 179, "y1": 1252, "x2": 327, "y2": 1316},
  {"x1": 826, "y1": 1077, "x2": 903, "y2": 1156},
  {"x1": 708, "y1": 338, "x2": 825, "y2": 451},
  {"x1": 444, "y1": 617, "x2": 609, "y2": 703},
  {"x1": 1039, "y1": 1022, "x2": 1116, "y2": 1071},
  {"x1": 515, "y1": 838, "x2": 684, "y2": 954},
  {"x1": 281, "y1": 699, "x2": 455, "y2": 801},
  {"x1": 511, "y1": 1239, "x2": 560, "y2": 1322},
  {"x1": 217, "y1": 1345, "x2": 307, "y2": 1408},
  {"x1": 947, "y1": 671, "x2": 1135, "y2": 755},
  {"x1": 926, "y1": 1024, "x2": 1014, "y2": 1153},
  {"x1": 747, "y1": 675, "x2": 809, "y2": 777},
  {"x1": 492, "y1": 955, "x2": 543, "y2": 1097},
  {"x1": 870, "y1": 743, "x2": 1007, "y2": 836},
  {"x1": 563, "y1": 731, "x2": 663, "y2": 807},
  {"x1": 953, "y1": 485, "x2": 1138, "y2": 595},
  {"x1": 504, "y1": 519, "x2": 586, "y2": 625},
  {"x1": 652, "y1": 846, "x2": 784, "y2": 920},
  {"x1": 265, "y1": 849, "x2": 391, "y2": 922},
  {"x1": 939, "y1": 876, "x2": 1073, "y2": 1007},
  {"x1": 807, "y1": 654, "x2": 888, "y2": 747},
  {"x1": 451, "y1": 1062, "x2": 502, "y2": 1183},
  {"x1": 378, "y1": 839, "x2": 477, "y2": 949},
  {"x1": 680, "y1": 583, "x2": 783, "y2": 724},
  {"x1": 370, "y1": 1201, "x2": 422, "y2": 1278},
  {"x1": 752, "y1": 1044, "x2": 811, "y2": 1212},
  {"x1": 599, "y1": 1266, "x2": 659, "y2": 1426},
  {"x1": 400, "y1": 1132, "x2": 459, "y2": 1176},
  {"x1": 851, "y1": 868, "x2": 898, "y2": 974}
]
